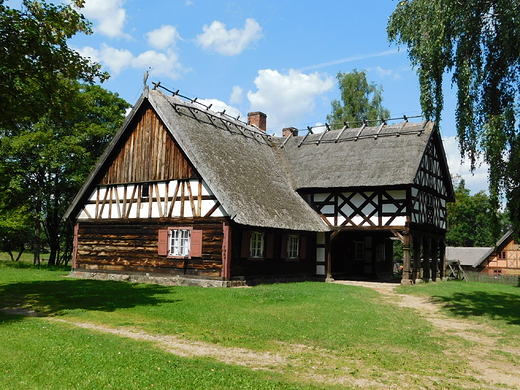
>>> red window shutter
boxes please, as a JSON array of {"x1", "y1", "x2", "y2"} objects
[
  {"x1": 266, "y1": 233, "x2": 274, "y2": 259},
  {"x1": 281, "y1": 234, "x2": 288, "y2": 259},
  {"x1": 300, "y1": 235, "x2": 307, "y2": 259},
  {"x1": 241, "y1": 231, "x2": 251, "y2": 258},
  {"x1": 191, "y1": 230, "x2": 203, "y2": 258},
  {"x1": 158, "y1": 229, "x2": 169, "y2": 256}
]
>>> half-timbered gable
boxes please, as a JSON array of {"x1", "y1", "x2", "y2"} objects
[
  {"x1": 66, "y1": 86, "x2": 454, "y2": 286},
  {"x1": 410, "y1": 130, "x2": 451, "y2": 230}
]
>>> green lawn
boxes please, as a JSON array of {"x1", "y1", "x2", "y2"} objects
[
  {"x1": 1, "y1": 261, "x2": 519, "y2": 389},
  {"x1": 397, "y1": 280, "x2": 520, "y2": 345}
]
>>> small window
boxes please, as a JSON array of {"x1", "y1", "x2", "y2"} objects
[
  {"x1": 287, "y1": 235, "x2": 300, "y2": 259},
  {"x1": 158, "y1": 227, "x2": 203, "y2": 258},
  {"x1": 142, "y1": 183, "x2": 150, "y2": 198},
  {"x1": 170, "y1": 229, "x2": 191, "y2": 257},
  {"x1": 250, "y1": 231, "x2": 264, "y2": 258},
  {"x1": 498, "y1": 251, "x2": 506, "y2": 259}
]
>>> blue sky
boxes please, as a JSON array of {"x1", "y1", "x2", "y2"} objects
[{"x1": 30, "y1": 0, "x2": 492, "y2": 193}]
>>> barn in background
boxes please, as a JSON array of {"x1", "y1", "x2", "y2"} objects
[{"x1": 64, "y1": 85, "x2": 454, "y2": 286}]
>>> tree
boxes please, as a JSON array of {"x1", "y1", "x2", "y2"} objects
[
  {"x1": 0, "y1": 203, "x2": 32, "y2": 261},
  {"x1": 387, "y1": 0, "x2": 520, "y2": 235},
  {"x1": 327, "y1": 69, "x2": 390, "y2": 129},
  {"x1": 0, "y1": 0, "x2": 108, "y2": 129},
  {"x1": 446, "y1": 177, "x2": 494, "y2": 247},
  {"x1": 0, "y1": 81, "x2": 130, "y2": 265}
]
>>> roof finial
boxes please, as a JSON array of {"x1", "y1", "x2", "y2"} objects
[{"x1": 143, "y1": 69, "x2": 150, "y2": 91}]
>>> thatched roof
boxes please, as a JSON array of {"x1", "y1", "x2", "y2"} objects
[
  {"x1": 149, "y1": 89, "x2": 328, "y2": 232},
  {"x1": 281, "y1": 121, "x2": 442, "y2": 190},
  {"x1": 65, "y1": 88, "x2": 454, "y2": 232}
]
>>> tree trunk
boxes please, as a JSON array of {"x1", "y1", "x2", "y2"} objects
[{"x1": 33, "y1": 219, "x2": 41, "y2": 266}]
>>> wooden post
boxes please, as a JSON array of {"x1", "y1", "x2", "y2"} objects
[
  {"x1": 326, "y1": 231, "x2": 340, "y2": 282},
  {"x1": 423, "y1": 237, "x2": 431, "y2": 282},
  {"x1": 222, "y1": 222, "x2": 232, "y2": 280},
  {"x1": 439, "y1": 239, "x2": 446, "y2": 280},
  {"x1": 72, "y1": 223, "x2": 79, "y2": 270},
  {"x1": 431, "y1": 238, "x2": 439, "y2": 282},
  {"x1": 412, "y1": 235, "x2": 421, "y2": 282},
  {"x1": 401, "y1": 233, "x2": 412, "y2": 285}
]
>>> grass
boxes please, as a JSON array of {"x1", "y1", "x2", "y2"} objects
[
  {"x1": 1, "y1": 261, "x2": 519, "y2": 389},
  {"x1": 397, "y1": 281, "x2": 520, "y2": 345}
]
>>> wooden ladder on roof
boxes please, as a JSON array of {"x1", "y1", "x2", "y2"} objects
[{"x1": 446, "y1": 260, "x2": 468, "y2": 282}]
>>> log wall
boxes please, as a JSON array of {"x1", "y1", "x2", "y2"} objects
[
  {"x1": 230, "y1": 226, "x2": 318, "y2": 279},
  {"x1": 75, "y1": 218, "x2": 225, "y2": 277}
]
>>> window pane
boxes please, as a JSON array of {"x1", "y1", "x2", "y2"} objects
[
  {"x1": 170, "y1": 229, "x2": 191, "y2": 256},
  {"x1": 250, "y1": 232, "x2": 264, "y2": 258},
  {"x1": 287, "y1": 235, "x2": 299, "y2": 259}
]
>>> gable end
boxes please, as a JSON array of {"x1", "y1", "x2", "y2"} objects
[{"x1": 100, "y1": 103, "x2": 197, "y2": 185}]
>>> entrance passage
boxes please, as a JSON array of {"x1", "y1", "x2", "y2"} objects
[{"x1": 330, "y1": 232, "x2": 394, "y2": 281}]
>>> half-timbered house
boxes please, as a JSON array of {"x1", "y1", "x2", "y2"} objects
[
  {"x1": 447, "y1": 231, "x2": 520, "y2": 276},
  {"x1": 64, "y1": 85, "x2": 454, "y2": 286}
]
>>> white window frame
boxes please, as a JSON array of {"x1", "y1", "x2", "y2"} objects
[
  {"x1": 249, "y1": 231, "x2": 264, "y2": 258},
  {"x1": 287, "y1": 235, "x2": 300, "y2": 259},
  {"x1": 170, "y1": 228, "x2": 191, "y2": 257}
]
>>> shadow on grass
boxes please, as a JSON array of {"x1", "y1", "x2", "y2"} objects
[
  {"x1": 0, "y1": 278, "x2": 178, "y2": 324},
  {"x1": 432, "y1": 291, "x2": 520, "y2": 325}
]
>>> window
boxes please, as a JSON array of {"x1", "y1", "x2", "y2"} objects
[
  {"x1": 142, "y1": 183, "x2": 150, "y2": 198},
  {"x1": 498, "y1": 251, "x2": 506, "y2": 259},
  {"x1": 170, "y1": 229, "x2": 191, "y2": 257},
  {"x1": 355, "y1": 241, "x2": 364, "y2": 260},
  {"x1": 158, "y1": 227, "x2": 203, "y2": 258},
  {"x1": 287, "y1": 235, "x2": 300, "y2": 259},
  {"x1": 249, "y1": 231, "x2": 264, "y2": 258}
]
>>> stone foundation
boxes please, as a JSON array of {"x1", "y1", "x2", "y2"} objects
[{"x1": 68, "y1": 270, "x2": 247, "y2": 288}]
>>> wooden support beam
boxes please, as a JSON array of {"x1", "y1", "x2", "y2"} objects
[
  {"x1": 412, "y1": 235, "x2": 421, "y2": 282},
  {"x1": 401, "y1": 232, "x2": 412, "y2": 285},
  {"x1": 431, "y1": 238, "x2": 439, "y2": 282},
  {"x1": 198, "y1": 180, "x2": 203, "y2": 217},
  {"x1": 439, "y1": 239, "x2": 446, "y2": 280},
  {"x1": 422, "y1": 236, "x2": 431, "y2": 281}
]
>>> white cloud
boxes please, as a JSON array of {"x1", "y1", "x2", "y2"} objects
[
  {"x1": 196, "y1": 18, "x2": 263, "y2": 56},
  {"x1": 230, "y1": 86, "x2": 243, "y2": 105},
  {"x1": 247, "y1": 69, "x2": 334, "y2": 131},
  {"x1": 133, "y1": 50, "x2": 182, "y2": 78},
  {"x1": 443, "y1": 136, "x2": 489, "y2": 194},
  {"x1": 146, "y1": 25, "x2": 181, "y2": 50},
  {"x1": 79, "y1": 0, "x2": 129, "y2": 39},
  {"x1": 197, "y1": 98, "x2": 242, "y2": 119},
  {"x1": 368, "y1": 66, "x2": 402, "y2": 80},
  {"x1": 77, "y1": 44, "x2": 133, "y2": 75},
  {"x1": 77, "y1": 44, "x2": 183, "y2": 79}
]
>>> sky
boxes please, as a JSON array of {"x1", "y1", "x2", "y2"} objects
[{"x1": 21, "y1": 0, "x2": 491, "y2": 193}]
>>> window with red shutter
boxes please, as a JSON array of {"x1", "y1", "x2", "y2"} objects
[{"x1": 157, "y1": 227, "x2": 203, "y2": 258}]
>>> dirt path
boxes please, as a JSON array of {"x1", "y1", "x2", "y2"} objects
[
  {"x1": 334, "y1": 280, "x2": 520, "y2": 389},
  {"x1": 5, "y1": 281, "x2": 520, "y2": 389}
]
